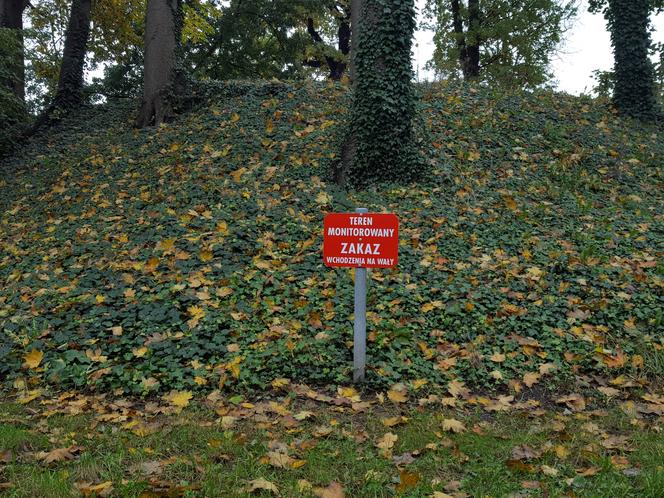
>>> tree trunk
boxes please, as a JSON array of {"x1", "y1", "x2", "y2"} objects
[
  {"x1": 52, "y1": 0, "x2": 92, "y2": 109},
  {"x1": 451, "y1": 0, "x2": 480, "y2": 80},
  {"x1": 466, "y1": 0, "x2": 481, "y2": 79},
  {"x1": 608, "y1": 0, "x2": 658, "y2": 119},
  {"x1": 349, "y1": 0, "x2": 362, "y2": 83},
  {"x1": 338, "y1": 10, "x2": 350, "y2": 56},
  {"x1": 450, "y1": 0, "x2": 469, "y2": 79},
  {"x1": 335, "y1": 5, "x2": 350, "y2": 80},
  {"x1": 339, "y1": 0, "x2": 370, "y2": 184},
  {"x1": 135, "y1": 0, "x2": 182, "y2": 127},
  {"x1": 0, "y1": 0, "x2": 28, "y2": 102}
]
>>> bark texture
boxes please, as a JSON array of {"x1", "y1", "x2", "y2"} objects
[
  {"x1": 349, "y1": 0, "x2": 362, "y2": 82},
  {"x1": 339, "y1": 0, "x2": 371, "y2": 184},
  {"x1": 52, "y1": 0, "x2": 92, "y2": 109},
  {"x1": 135, "y1": 0, "x2": 182, "y2": 127},
  {"x1": 335, "y1": 6, "x2": 351, "y2": 79},
  {"x1": 1, "y1": 0, "x2": 28, "y2": 102},
  {"x1": 451, "y1": 0, "x2": 480, "y2": 80},
  {"x1": 466, "y1": 0, "x2": 480, "y2": 78}
]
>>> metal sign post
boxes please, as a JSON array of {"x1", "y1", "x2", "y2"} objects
[{"x1": 353, "y1": 207, "x2": 368, "y2": 383}]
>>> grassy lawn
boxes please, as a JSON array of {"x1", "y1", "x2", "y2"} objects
[{"x1": 1, "y1": 393, "x2": 663, "y2": 497}]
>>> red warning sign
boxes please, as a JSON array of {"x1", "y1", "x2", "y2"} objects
[{"x1": 323, "y1": 213, "x2": 399, "y2": 268}]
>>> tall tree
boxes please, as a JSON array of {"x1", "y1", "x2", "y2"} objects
[
  {"x1": 339, "y1": 0, "x2": 420, "y2": 185},
  {"x1": 590, "y1": 0, "x2": 662, "y2": 120},
  {"x1": 51, "y1": 0, "x2": 92, "y2": 109},
  {"x1": 0, "y1": 0, "x2": 29, "y2": 102},
  {"x1": 25, "y1": 0, "x2": 144, "y2": 108},
  {"x1": 27, "y1": 0, "x2": 92, "y2": 133},
  {"x1": 136, "y1": 0, "x2": 183, "y2": 127},
  {"x1": 426, "y1": 0, "x2": 576, "y2": 88}
]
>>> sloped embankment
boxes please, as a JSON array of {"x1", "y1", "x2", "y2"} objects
[{"x1": 1, "y1": 81, "x2": 662, "y2": 395}]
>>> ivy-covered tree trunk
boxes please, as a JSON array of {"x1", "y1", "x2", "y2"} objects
[
  {"x1": 52, "y1": 0, "x2": 92, "y2": 109},
  {"x1": 135, "y1": 0, "x2": 183, "y2": 127},
  {"x1": 339, "y1": 0, "x2": 420, "y2": 185},
  {"x1": 607, "y1": 0, "x2": 659, "y2": 119},
  {"x1": 0, "y1": 0, "x2": 28, "y2": 102}
]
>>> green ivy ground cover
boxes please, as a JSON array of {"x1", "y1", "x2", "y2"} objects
[{"x1": 0, "y1": 81, "x2": 662, "y2": 395}]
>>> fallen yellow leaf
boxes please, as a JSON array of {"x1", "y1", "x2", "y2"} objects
[
  {"x1": 132, "y1": 346, "x2": 148, "y2": 358},
  {"x1": 523, "y1": 372, "x2": 541, "y2": 387},
  {"x1": 337, "y1": 386, "x2": 360, "y2": 402},
  {"x1": 376, "y1": 432, "x2": 398, "y2": 454},
  {"x1": 387, "y1": 385, "x2": 408, "y2": 403},
  {"x1": 244, "y1": 478, "x2": 278, "y2": 495},
  {"x1": 490, "y1": 352, "x2": 506, "y2": 363},
  {"x1": 313, "y1": 481, "x2": 345, "y2": 498},
  {"x1": 165, "y1": 390, "x2": 193, "y2": 408},
  {"x1": 442, "y1": 418, "x2": 466, "y2": 433},
  {"x1": 24, "y1": 350, "x2": 44, "y2": 369}
]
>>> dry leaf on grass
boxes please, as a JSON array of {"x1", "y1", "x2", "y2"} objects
[
  {"x1": 511, "y1": 445, "x2": 541, "y2": 461},
  {"x1": 523, "y1": 372, "x2": 541, "y2": 387},
  {"x1": 556, "y1": 394, "x2": 586, "y2": 411},
  {"x1": 376, "y1": 432, "x2": 398, "y2": 454},
  {"x1": 441, "y1": 418, "x2": 466, "y2": 433},
  {"x1": 314, "y1": 481, "x2": 345, "y2": 498},
  {"x1": 74, "y1": 481, "x2": 114, "y2": 497},
  {"x1": 381, "y1": 416, "x2": 408, "y2": 427},
  {"x1": 244, "y1": 478, "x2": 279, "y2": 495},
  {"x1": 395, "y1": 470, "x2": 420, "y2": 492},
  {"x1": 337, "y1": 387, "x2": 360, "y2": 402},
  {"x1": 40, "y1": 445, "x2": 82, "y2": 464}
]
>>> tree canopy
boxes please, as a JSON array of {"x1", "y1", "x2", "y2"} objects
[{"x1": 425, "y1": 0, "x2": 577, "y2": 88}]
